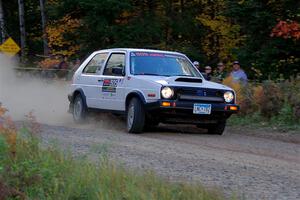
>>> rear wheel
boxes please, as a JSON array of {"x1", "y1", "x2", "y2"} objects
[
  {"x1": 73, "y1": 94, "x2": 87, "y2": 123},
  {"x1": 207, "y1": 121, "x2": 226, "y2": 135},
  {"x1": 127, "y1": 98, "x2": 145, "y2": 133}
]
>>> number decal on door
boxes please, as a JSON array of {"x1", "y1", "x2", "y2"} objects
[{"x1": 102, "y1": 79, "x2": 123, "y2": 93}]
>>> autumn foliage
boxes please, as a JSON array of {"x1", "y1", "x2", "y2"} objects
[
  {"x1": 38, "y1": 57, "x2": 60, "y2": 69},
  {"x1": 46, "y1": 15, "x2": 81, "y2": 57},
  {"x1": 271, "y1": 20, "x2": 300, "y2": 40},
  {"x1": 0, "y1": 104, "x2": 17, "y2": 156},
  {"x1": 223, "y1": 76, "x2": 300, "y2": 123}
]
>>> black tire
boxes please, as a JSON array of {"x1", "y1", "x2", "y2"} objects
[
  {"x1": 126, "y1": 97, "x2": 145, "y2": 133},
  {"x1": 73, "y1": 94, "x2": 87, "y2": 123},
  {"x1": 207, "y1": 121, "x2": 226, "y2": 135}
]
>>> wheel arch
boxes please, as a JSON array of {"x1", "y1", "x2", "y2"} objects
[
  {"x1": 71, "y1": 89, "x2": 87, "y2": 107},
  {"x1": 125, "y1": 91, "x2": 146, "y2": 109}
]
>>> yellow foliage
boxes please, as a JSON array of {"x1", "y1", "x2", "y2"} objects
[
  {"x1": 197, "y1": 14, "x2": 242, "y2": 61},
  {"x1": 196, "y1": 1, "x2": 243, "y2": 61},
  {"x1": 0, "y1": 105, "x2": 41, "y2": 157},
  {"x1": 46, "y1": 15, "x2": 81, "y2": 57},
  {"x1": 253, "y1": 85, "x2": 264, "y2": 106}
]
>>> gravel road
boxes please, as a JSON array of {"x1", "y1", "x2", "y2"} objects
[{"x1": 38, "y1": 118, "x2": 300, "y2": 200}]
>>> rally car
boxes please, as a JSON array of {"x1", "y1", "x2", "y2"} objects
[{"x1": 68, "y1": 48, "x2": 239, "y2": 134}]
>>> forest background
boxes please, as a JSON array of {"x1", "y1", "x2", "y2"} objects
[{"x1": 1, "y1": 0, "x2": 299, "y2": 80}]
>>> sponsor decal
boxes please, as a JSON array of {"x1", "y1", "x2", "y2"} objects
[
  {"x1": 131, "y1": 52, "x2": 165, "y2": 57},
  {"x1": 131, "y1": 52, "x2": 184, "y2": 58},
  {"x1": 102, "y1": 79, "x2": 123, "y2": 93}
]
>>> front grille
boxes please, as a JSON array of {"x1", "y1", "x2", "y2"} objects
[
  {"x1": 175, "y1": 87, "x2": 226, "y2": 103},
  {"x1": 179, "y1": 95, "x2": 224, "y2": 102}
]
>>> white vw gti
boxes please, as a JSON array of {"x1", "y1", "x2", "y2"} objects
[{"x1": 68, "y1": 48, "x2": 239, "y2": 134}]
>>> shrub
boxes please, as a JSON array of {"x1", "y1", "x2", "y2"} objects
[
  {"x1": 257, "y1": 81, "x2": 284, "y2": 118},
  {"x1": 223, "y1": 77, "x2": 256, "y2": 115},
  {"x1": 223, "y1": 77, "x2": 299, "y2": 127},
  {"x1": 284, "y1": 76, "x2": 300, "y2": 119}
]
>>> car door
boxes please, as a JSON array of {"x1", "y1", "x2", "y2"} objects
[
  {"x1": 98, "y1": 52, "x2": 126, "y2": 111},
  {"x1": 80, "y1": 52, "x2": 109, "y2": 108}
]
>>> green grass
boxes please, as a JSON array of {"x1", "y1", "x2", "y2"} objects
[
  {"x1": 0, "y1": 130, "x2": 224, "y2": 200},
  {"x1": 228, "y1": 111, "x2": 300, "y2": 132}
]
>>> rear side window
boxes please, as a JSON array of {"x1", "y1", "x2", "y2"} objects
[
  {"x1": 83, "y1": 53, "x2": 108, "y2": 74},
  {"x1": 103, "y1": 53, "x2": 125, "y2": 76}
]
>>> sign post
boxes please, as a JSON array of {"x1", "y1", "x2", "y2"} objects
[{"x1": 0, "y1": 37, "x2": 21, "y2": 57}]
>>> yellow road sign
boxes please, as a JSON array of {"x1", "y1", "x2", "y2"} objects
[{"x1": 0, "y1": 37, "x2": 21, "y2": 56}]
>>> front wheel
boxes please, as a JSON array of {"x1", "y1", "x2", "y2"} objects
[
  {"x1": 207, "y1": 121, "x2": 226, "y2": 135},
  {"x1": 127, "y1": 98, "x2": 145, "y2": 133}
]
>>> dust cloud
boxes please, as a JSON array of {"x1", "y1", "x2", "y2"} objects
[
  {"x1": 0, "y1": 54, "x2": 72, "y2": 125},
  {"x1": 0, "y1": 54, "x2": 125, "y2": 130}
]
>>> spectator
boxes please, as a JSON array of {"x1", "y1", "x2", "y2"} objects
[
  {"x1": 66, "y1": 58, "x2": 81, "y2": 81},
  {"x1": 193, "y1": 61, "x2": 202, "y2": 72},
  {"x1": 204, "y1": 65, "x2": 212, "y2": 81},
  {"x1": 230, "y1": 61, "x2": 247, "y2": 84},
  {"x1": 57, "y1": 56, "x2": 69, "y2": 78},
  {"x1": 215, "y1": 62, "x2": 228, "y2": 82},
  {"x1": 72, "y1": 58, "x2": 81, "y2": 71},
  {"x1": 58, "y1": 56, "x2": 68, "y2": 70}
]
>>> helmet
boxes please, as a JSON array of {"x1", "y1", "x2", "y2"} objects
[{"x1": 193, "y1": 61, "x2": 199, "y2": 66}]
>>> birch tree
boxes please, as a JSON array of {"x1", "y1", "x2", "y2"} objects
[
  {"x1": 40, "y1": 0, "x2": 49, "y2": 55},
  {"x1": 0, "y1": 0, "x2": 5, "y2": 43},
  {"x1": 18, "y1": 0, "x2": 26, "y2": 60}
]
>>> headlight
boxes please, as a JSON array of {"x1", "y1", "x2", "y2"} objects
[
  {"x1": 224, "y1": 91, "x2": 234, "y2": 103},
  {"x1": 161, "y1": 87, "x2": 174, "y2": 99}
]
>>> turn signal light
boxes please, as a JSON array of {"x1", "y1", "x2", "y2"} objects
[
  {"x1": 161, "y1": 102, "x2": 171, "y2": 107},
  {"x1": 229, "y1": 106, "x2": 238, "y2": 111}
]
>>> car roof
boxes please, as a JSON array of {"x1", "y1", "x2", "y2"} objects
[{"x1": 93, "y1": 48, "x2": 185, "y2": 56}]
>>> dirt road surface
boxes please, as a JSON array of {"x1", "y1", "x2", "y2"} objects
[{"x1": 38, "y1": 119, "x2": 299, "y2": 200}]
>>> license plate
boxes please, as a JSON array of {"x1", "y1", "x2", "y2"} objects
[{"x1": 193, "y1": 104, "x2": 211, "y2": 114}]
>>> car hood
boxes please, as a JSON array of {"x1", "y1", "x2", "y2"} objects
[{"x1": 135, "y1": 75, "x2": 232, "y2": 90}]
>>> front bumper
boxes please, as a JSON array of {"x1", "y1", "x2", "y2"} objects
[
  {"x1": 146, "y1": 100, "x2": 239, "y2": 112},
  {"x1": 145, "y1": 100, "x2": 239, "y2": 124}
]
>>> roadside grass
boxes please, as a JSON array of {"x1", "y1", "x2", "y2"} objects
[
  {"x1": 0, "y1": 129, "x2": 225, "y2": 200},
  {"x1": 228, "y1": 112, "x2": 300, "y2": 132}
]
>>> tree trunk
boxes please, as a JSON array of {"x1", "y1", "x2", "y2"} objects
[
  {"x1": 39, "y1": 0, "x2": 49, "y2": 56},
  {"x1": 0, "y1": 0, "x2": 5, "y2": 43},
  {"x1": 180, "y1": 0, "x2": 184, "y2": 13},
  {"x1": 18, "y1": 0, "x2": 26, "y2": 61}
]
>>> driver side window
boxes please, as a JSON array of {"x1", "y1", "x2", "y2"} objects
[{"x1": 103, "y1": 53, "x2": 125, "y2": 76}]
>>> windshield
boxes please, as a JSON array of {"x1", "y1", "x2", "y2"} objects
[{"x1": 130, "y1": 52, "x2": 202, "y2": 78}]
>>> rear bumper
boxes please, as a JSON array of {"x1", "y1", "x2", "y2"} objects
[{"x1": 145, "y1": 100, "x2": 239, "y2": 124}]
